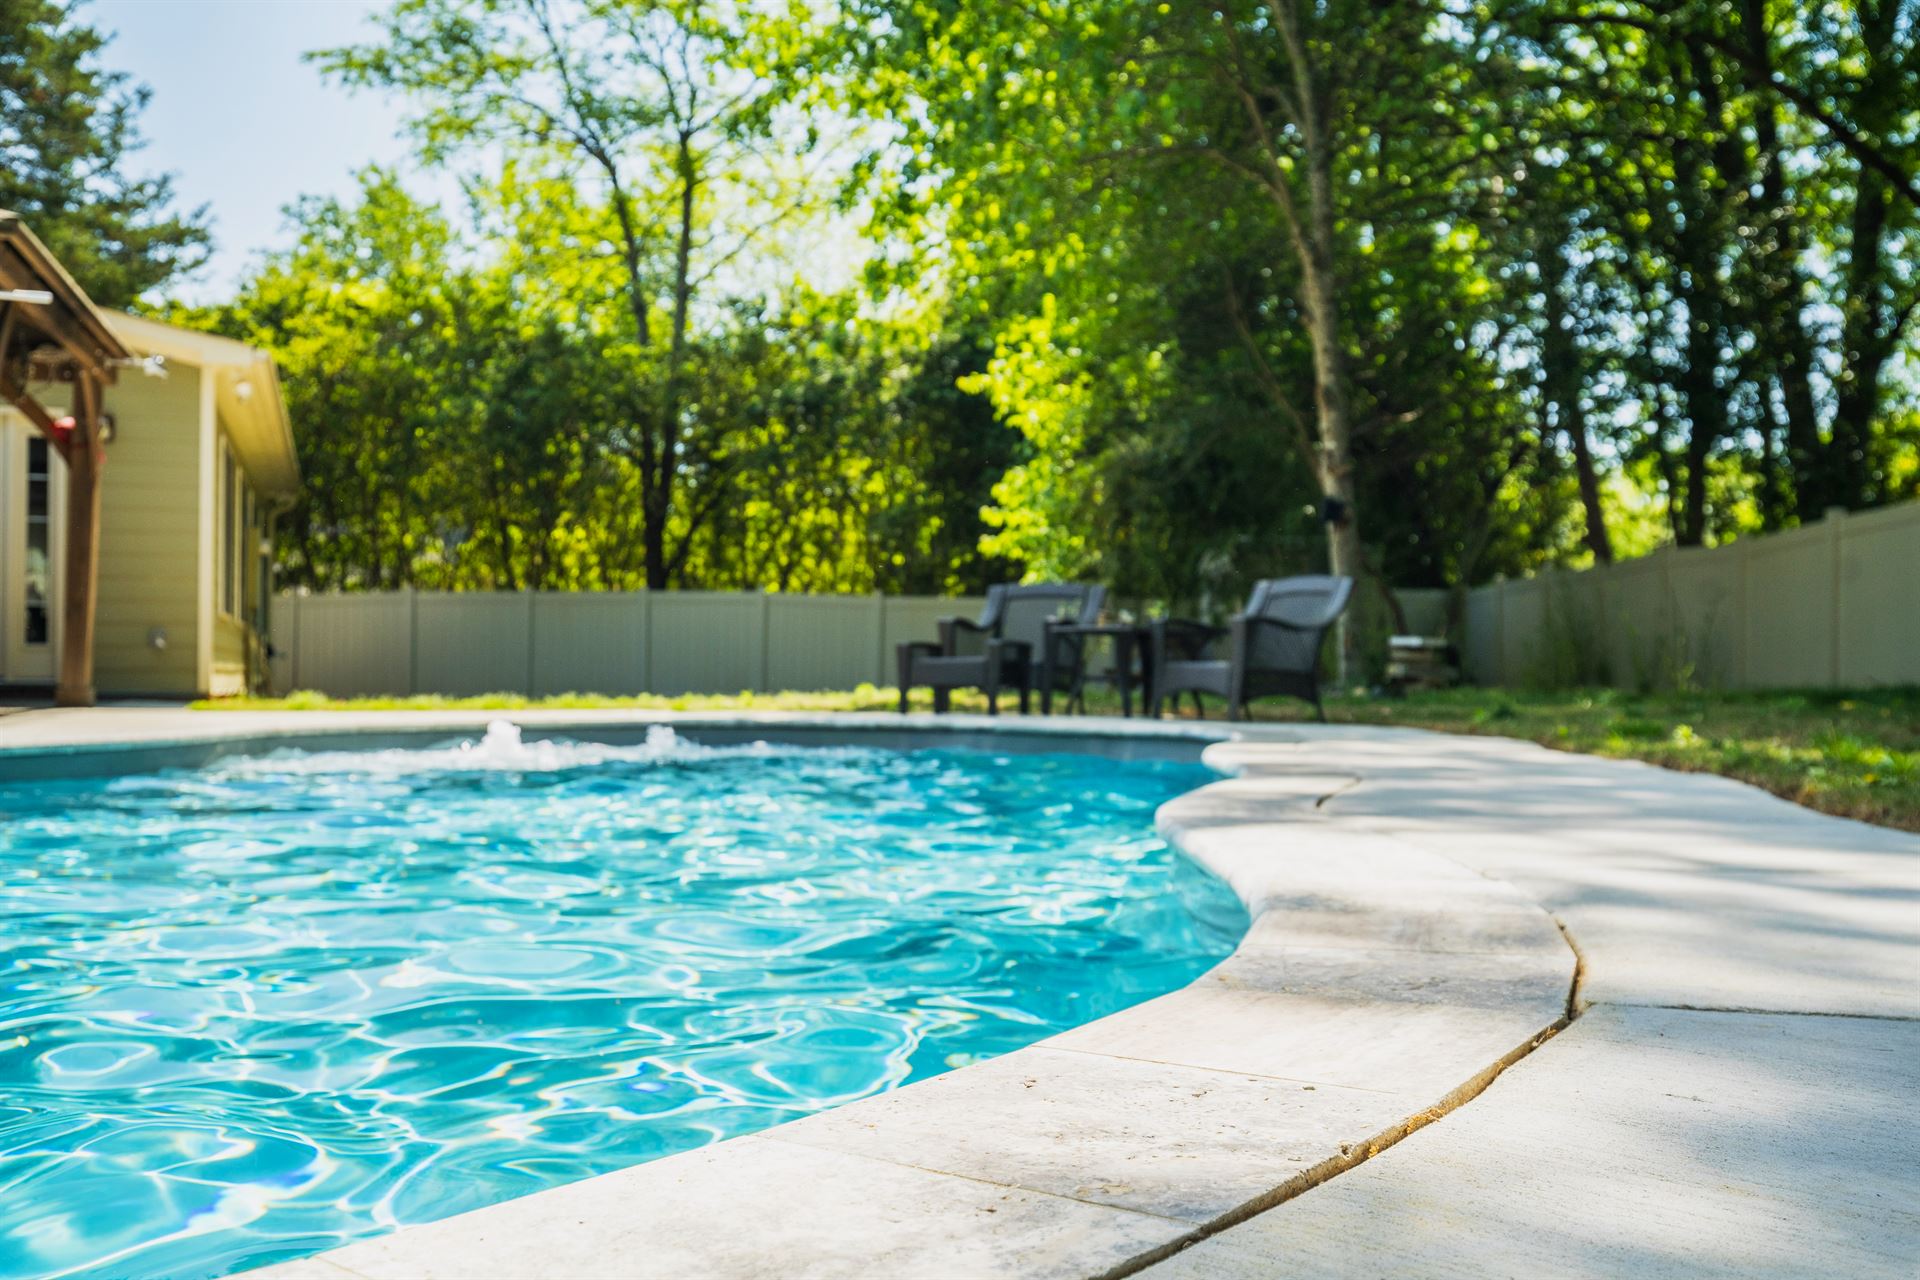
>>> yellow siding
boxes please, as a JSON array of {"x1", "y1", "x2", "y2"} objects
[
  {"x1": 211, "y1": 614, "x2": 248, "y2": 697},
  {"x1": 95, "y1": 369, "x2": 203, "y2": 696}
]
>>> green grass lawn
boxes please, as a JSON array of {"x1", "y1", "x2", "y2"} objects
[{"x1": 198, "y1": 684, "x2": 1920, "y2": 832}]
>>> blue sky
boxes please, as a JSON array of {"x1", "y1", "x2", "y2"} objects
[{"x1": 90, "y1": 0, "x2": 460, "y2": 302}]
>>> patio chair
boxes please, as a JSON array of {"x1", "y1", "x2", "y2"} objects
[
  {"x1": 1148, "y1": 575, "x2": 1353, "y2": 722},
  {"x1": 897, "y1": 583, "x2": 1106, "y2": 715}
]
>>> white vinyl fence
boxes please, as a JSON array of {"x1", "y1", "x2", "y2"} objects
[
  {"x1": 1462, "y1": 502, "x2": 1920, "y2": 690},
  {"x1": 269, "y1": 591, "x2": 987, "y2": 698}
]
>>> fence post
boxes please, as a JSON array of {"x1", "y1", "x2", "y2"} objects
[
  {"x1": 288, "y1": 593, "x2": 301, "y2": 692},
  {"x1": 1731, "y1": 536, "x2": 1750, "y2": 688},
  {"x1": 641, "y1": 591, "x2": 653, "y2": 694},
  {"x1": 406, "y1": 586, "x2": 419, "y2": 697},
  {"x1": 524, "y1": 589, "x2": 537, "y2": 697},
  {"x1": 874, "y1": 592, "x2": 887, "y2": 688},
  {"x1": 1659, "y1": 543, "x2": 1675, "y2": 667},
  {"x1": 1827, "y1": 506, "x2": 1846, "y2": 687},
  {"x1": 758, "y1": 592, "x2": 772, "y2": 693},
  {"x1": 1493, "y1": 576, "x2": 1508, "y2": 685}
]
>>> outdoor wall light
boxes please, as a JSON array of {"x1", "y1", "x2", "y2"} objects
[
  {"x1": 233, "y1": 379, "x2": 253, "y2": 400},
  {"x1": 147, "y1": 627, "x2": 168, "y2": 652}
]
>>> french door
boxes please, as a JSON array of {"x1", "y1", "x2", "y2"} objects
[{"x1": 3, "y1": 422, "x2": 62, "y2": 683}]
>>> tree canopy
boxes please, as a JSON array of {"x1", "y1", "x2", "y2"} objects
[
  {"x1": 25, "y1": 0, "x2": 1919, "y2": 644},
  {"x1": 0, "y1": 0, "x2": 209, "y2": 307}
]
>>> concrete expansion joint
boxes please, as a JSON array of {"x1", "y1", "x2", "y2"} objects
[
  {"x1": 1551, "y1": 914, "x2": 1591, "y2": 1020},
  {"x1": 1606, "y1": 1002, "x2": 1920, "y2": 1024},
  {"x1": 1096, "y1": 1004, "x2": 1580, "y2": 1280},
  {"x1": 1095, "y1": 753, "x2": 1589, "y2": 1280}
]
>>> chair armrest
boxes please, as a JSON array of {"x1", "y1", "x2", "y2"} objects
[
  {"x1": 1231, "y1": 613, "x2": 1324, "y2": 638},
  {"x1": 939, "y1": 615, "x2": 995, "y2": 655},
  {"x1": 1230, "y1": 614, "x2": 1334, "y2": 677},
  {"x1": 936, "y1": 614, "x2": 998, "y2": 656},
  {"x1": 899, "y1": 640, "x2": 944, "y2": 659}
]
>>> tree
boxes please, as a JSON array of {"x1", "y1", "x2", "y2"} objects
[
  {"x1": 831, "y1": 1, "x2": 1574, "y2": 647},
  {"x1": 0, "y1": 0, "x2": 210, "y2": 306},
  {"x1": 181, "y1": 0, "x2": 1920, "y2": 624},
  {"x1": 315, "y1": 0, "x2": 806, "y2": 589},
  {"x1": 196, "y1": 164, "x2": 1023, "y2": 597},
  {"x1": 1495, "y1": 0, "x2": 1920, "y2": 535}
]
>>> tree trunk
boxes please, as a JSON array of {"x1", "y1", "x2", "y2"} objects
[
  {"x1": 1832, "y1": 173, "x2": 1891, "y2": 509},
  {"x1": 1740, "y1": 0, "x2": 1831, "y2": 521},
  {"x1": 642, "y1": 485, "x2": 669, "y2": 591},
  {"x1": 645, "y1": 133, "x2": 701, "y2": 592},
  {"x1": 1277, "y1": 0, "x2": 1363, "y2": 684},
  {"x1": 1667, "y1": 76, "x2": 1728, "y2": 547},
  {"x1": 1541, "y1": 247, "x2": 1612, "y2": 563}
]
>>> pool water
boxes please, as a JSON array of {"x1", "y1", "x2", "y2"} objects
[{"x1": 0, "y1": 726, "x2": 1243, "y2": 1279}]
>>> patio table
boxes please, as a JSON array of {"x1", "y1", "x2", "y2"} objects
[{"x1": 1044, "y1": 620, "x2": 1153, "y2": 717}]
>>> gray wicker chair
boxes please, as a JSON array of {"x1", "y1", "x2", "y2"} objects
[
  {"x1": 1148, "y1": 576, "x2": 1353, "y2": 722},
  {"x1": 898, "y1": 583, "x2": 1106, "y2": 714}
]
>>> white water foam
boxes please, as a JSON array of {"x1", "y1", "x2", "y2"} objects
[{"x1": 199, "y1": 722, "x2": 797, "y2": 780}]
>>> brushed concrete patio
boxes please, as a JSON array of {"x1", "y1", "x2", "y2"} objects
[
  {"x1": 0, "y1": 709, "x2": 1912, "y2": 1278},
  {"x1": 1145, "y1": 730, "x2": 1919, "y2": 1278}
]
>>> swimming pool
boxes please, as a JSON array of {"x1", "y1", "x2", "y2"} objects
[{"x1": 0, "y1": 725, "x2": 1244, "y2": 1279}]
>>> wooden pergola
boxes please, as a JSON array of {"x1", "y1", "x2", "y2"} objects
[{"x1": 0, "y1": 211, "x2": 132, "y2": 707}]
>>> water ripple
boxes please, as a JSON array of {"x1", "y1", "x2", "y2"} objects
[{"x1": 0, "y1": 726, "x2": 1244, "y2": 1279}]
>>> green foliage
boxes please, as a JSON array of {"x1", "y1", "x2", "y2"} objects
[
  {"x1": 0, "y1": 0, "x2": 210, "y2": 305},
  {"x1": 118, "y1": 0, "x2": 1920, "y2": 626},
  {"x1": 185, "y1": 167, "x2": 1020, "y2": 594},
  {"x1": 824, "y1": 0, "x2": 1591, "y2": 613}
]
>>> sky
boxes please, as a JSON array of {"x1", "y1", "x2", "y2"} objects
[{"x1": 89, "y1": 0, "x2": 461, "y2": 302}]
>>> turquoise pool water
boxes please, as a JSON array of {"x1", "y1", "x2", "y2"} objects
[{"x1": 0, "y1": 726, "x2": 1243, "y2": 1280}]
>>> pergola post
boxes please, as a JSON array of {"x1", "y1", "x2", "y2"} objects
[
  {"x1": 55, "y1": 372, "x2": 105, "y2": 707},
  {"x1": 0, "y1": 211, "x2": 131, "y2": 707}
]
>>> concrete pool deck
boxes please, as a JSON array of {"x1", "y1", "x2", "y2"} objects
[{"x1": 1, "y1": 708, "x2": 1914, "y2": 1277}]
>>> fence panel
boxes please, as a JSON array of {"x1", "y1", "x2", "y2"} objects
[
  {"x1": 1461, "y1": 586, "x2": 1499, "y2": 684},
  {"x1": 291, "y1": 592, "x2": 412, "y2": 697},
  {"x1": 1837, "y1": 504, "x2": 1920, "y2": 687},
  {"x1": 1497, "y1": 576, "x2": 1548, "y2": 682},
  {"x1": 531, "y1": 593, "x2": 648, "y2": 697},
  {"x1": 646, "y1": 593, "x2": 767, "y2": 695},
  {"x1": 1665, "y1": 548, "x2": 1742, "y2": 688},
  {"x1": 1741, "y1": 524, "x2": 1835, "y2": 689},
  {"x1": 414, "y1": 593, "x2": 532, "y2": 696},
  {"x1": 767, "y1": 594, "x2": 886, "y2": 691},
  {"x1": 1459, "y1": 502, "x2": 1919, "y2": 690}
]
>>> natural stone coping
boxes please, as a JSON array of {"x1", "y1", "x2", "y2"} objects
[{"x1": 1, "y1": 709, "x2": 1581, "y2": 1278}]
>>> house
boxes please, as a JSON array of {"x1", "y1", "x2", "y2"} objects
[{"x1": 0, "y1": 220, "x2": 298, "y2": 699}]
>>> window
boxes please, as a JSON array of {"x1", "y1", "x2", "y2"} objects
[
  {"x1": 252, "y1": 485, "x2": 274, "y2": 633},
  {"x1": 241, "y1": 486, "x2": 257, "y2": 622},
  {"x1": 24, "y1": 437, "x2": 50, "y2": 645},
  {"x1": 221, "y1": 448, "x2": 236, "y2": 617}
]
